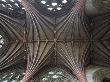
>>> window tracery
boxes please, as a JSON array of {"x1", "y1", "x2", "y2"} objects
[
  {"x1": 36, "y1": 68, "x2": 79, "y2": 82},
  {"x1": 34, "y1": 0, "x2": 75, "y2": 17},
  {"x1": 0, "y1": 0, "x2": 25, "y2": 18}
]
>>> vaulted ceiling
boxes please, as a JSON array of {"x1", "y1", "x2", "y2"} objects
[{"x1": 0, "y1": 0, "x2": 110, "y2": 82}]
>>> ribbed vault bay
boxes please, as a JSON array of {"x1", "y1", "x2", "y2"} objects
[{"x1": 0, "y1": 0, "x2": 110, "y2": 82}]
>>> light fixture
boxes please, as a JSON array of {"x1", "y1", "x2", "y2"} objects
[
  {"x1": 48, "y1": 7, "x2": 53, "y2": 11},
  {"x1": 1, "y1": 4, "x2": 6, "y2": 7},
  {"x1": 18, "y1": 0, "x2": 22, "y2": 2},
  {"x1": 0, "y1": 35, "x2": 4, "y2": 48},
  {"x1": 57, "y1": 7, "x2": 62, "y2": 10},
  {"x1": 49, "y1": 71, "x2": 54, "y2": 74},
  {"x1": 0, "y1": 45, "x2": 2, "y2": 48},
  {"x1": 8, "y1": 8, "x2": 13, "y2": 10},
  {"x1": 62, "y1": 0, "x2": 68, "y2": 4},
  {"x1": 47, "y1": 5, "x2": 49, "y2": 6},
  {"x1": 0, "y1": 38, "x2": 4, "y2": 44},
  {"x1": 0, "y1": 35, "x2": 2, "y2": 38},
  {"x1": 15, "y1": 3, "x2": 19, "y2": 7},
  {"x1": 41, "y1": 0, "x2": 46, "y2": 4},
  {"x1": 53, "y1": 75, "x2": 59, "y2": 78},
  {"x1": 52, "y1": 0, "x2": 58, "y2": 6},
  {"x1": 42, "y1": 77, "x2": 48, "y2": 81},
  {"x1": 11, "y1": 73, "x2": 14, "y2": 74},
  {"x1": 1, "y1": 0, "x2": 6, "y2": 2},
  {"x1": 10, "y1": 0, "x2": 14, "y2": 2},
  {"x1": 7, "y1": 4, "x2": 12, "y2": 8},
  {"x1": 52, "y1": 2, "x2": 57, "y2": 6},
  {"x1": 22, "y1": 7, "x2": 25, "y2": 10}
]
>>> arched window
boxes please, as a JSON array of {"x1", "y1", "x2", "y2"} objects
[
  {"x1": 33, "y1": 0, "x2": 76, "y2": 17},
  {"x1": 0, "y1": 65, "x2": 25, "y2": 82},
  {"x1": 35, "y1": 67, "x2": 79, "y2": 82},
  {"x1": 0, "y1": 0, "x2": 25, "y2": 19}
]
